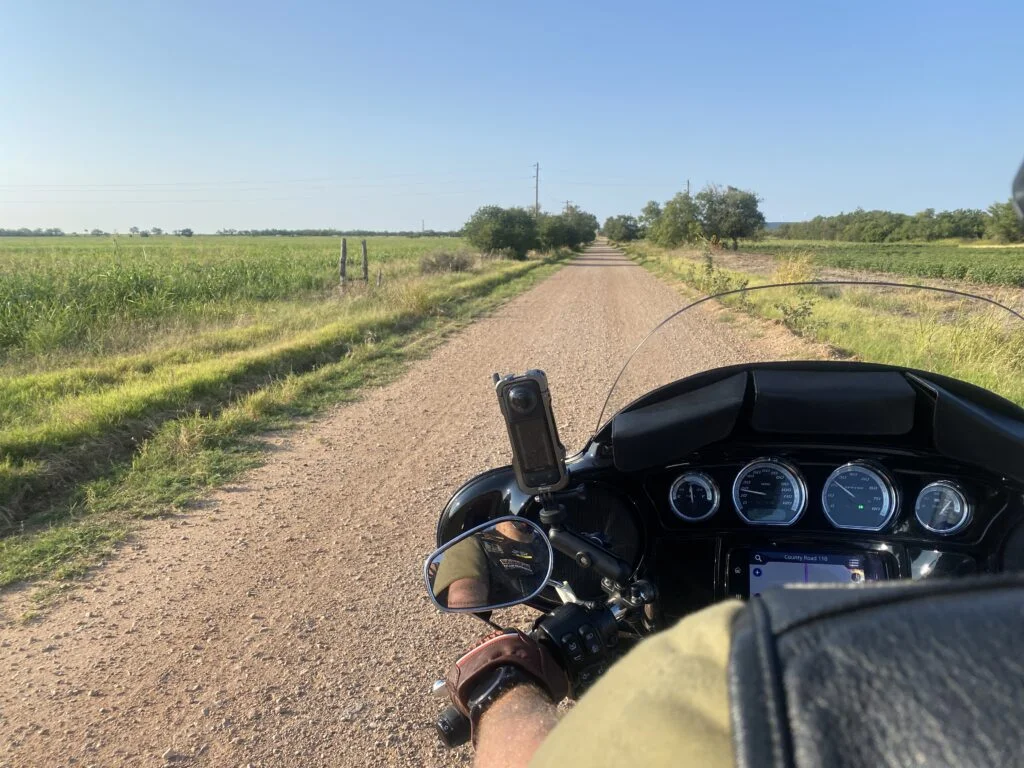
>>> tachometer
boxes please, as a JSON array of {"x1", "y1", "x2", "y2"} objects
[
  {"x1": 669, "y1": 472, "x2": 720, "y2": 522},
  {"x1": 732, "y1": 459, "x2": 807, "y2": 526},
  {"x1": 821, "y1": 462, "x2": 898, "y2": 531},
  {"x1": 915, "y1": 481, "x2": 971, "y2": 535}
]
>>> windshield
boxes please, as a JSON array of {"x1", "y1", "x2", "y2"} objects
[{"x1": 596, "y1": 280, "x2": 1024, "y2": 434}]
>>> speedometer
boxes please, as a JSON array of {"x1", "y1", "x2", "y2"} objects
[
  {"x1": 732, "y1": 459, "x2": 807, "y2": 526},
  {"x1": 822, "y1": 462, "x2": 898, "y2": 531}
]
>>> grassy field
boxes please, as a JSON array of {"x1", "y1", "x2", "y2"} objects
[
  {"x1": 626, "y1": 243, "x2": 1024, "y2": 408},
  {"x1": 741, "y1": 239, "x2": 1024, "y2": 286},
  {"x1": 0, "y1": 235, "x2": 565, "y2": 590}
]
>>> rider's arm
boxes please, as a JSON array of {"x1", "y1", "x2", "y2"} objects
[
  {"x1": 447, "y1": 577, "x2": 490, "y2": 609},
  {"x1": 432, "y1": 538, "x2": 489, "y2": 607},
  {"x1": 474, "y1": 684, "x2": 559, "y2": 768},
  {"x1": 528, "y1": 599, "x2": 742, "y2": 768}
]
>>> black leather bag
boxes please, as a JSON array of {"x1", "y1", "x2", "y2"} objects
[{"x1": 728, "y1": 575, "x2": 1024, "y2": 768}]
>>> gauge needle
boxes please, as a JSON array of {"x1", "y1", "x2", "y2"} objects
[
  {"x1": 744, "y1": 489, "x2": 769, "y2": 496},
  {"x1": 689, "y1": 486, "x2": 694, "y2": 504},
  {"x1": 939, "y1": 499, "x2": 952, "y2": 517},
  {"x1": 835, "y1": 483, "x2": 856, "y2": 499}
]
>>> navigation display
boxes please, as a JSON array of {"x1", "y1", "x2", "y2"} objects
[{"x1": 748, "y1": 550, "x2": 886, "y2": 596}]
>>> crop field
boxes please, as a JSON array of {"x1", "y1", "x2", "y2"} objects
[
  {"x1": 627, "y1": 244, "x2": 1024, "y2": 408},
  {"x1": 0, "y1": 235, "x2": 563, "y2": 585},
  {"x1": 741, "y1": 239, "x2": 1024, "y2": 286}
]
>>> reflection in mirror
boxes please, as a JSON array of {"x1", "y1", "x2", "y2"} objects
[{"x1": 425, "y1": 517, "x2": 553, "y2": 612}]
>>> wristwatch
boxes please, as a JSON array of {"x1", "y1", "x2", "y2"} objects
[
  {"x1": 445, "y1": 629, "x2": 569, "y2": 742},
  {"x1": 466, "y1": 664, "x2": 538, "y2": 729}
]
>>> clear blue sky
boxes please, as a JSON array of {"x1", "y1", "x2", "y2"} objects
[{"x1": 3, "y1": 0, "x2": 1023, "y2": 232}]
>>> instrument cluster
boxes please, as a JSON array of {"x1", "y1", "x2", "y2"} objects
[{"x1": 668, "y1": 457, "x2": 973, "y2": 536}]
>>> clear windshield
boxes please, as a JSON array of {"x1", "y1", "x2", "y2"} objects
[{"x1": 596, "y1": 280, "x2": 1024, "y2": 434}]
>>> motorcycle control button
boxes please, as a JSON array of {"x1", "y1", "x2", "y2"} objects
[
  {"x1": 561, "y1": 633, "x2": 585, "y2": 663},
  {"x1": 579, "y1": 625, "x2": 602, "y2": 655}
]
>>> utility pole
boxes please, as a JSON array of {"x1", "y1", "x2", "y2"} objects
[
  {"x1": 533, "y1": 162, "x2": 540, "y2": 216},
  {"x1": 563, "y1": 200, "x2": 573, "y2": 213},
  {"x1": 686, "y1": 179, "x2": 691, "y2": 196}
]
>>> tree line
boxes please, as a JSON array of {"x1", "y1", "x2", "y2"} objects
[
  {"x1": 462, "y1": 205, "x2": 599, "y2": 259},
  {"x1": 216, "y1": 227, "x2": 460, "y2": 236},
  {"x1": 603, "y1": 184, "x2": 766, "y2": 249},
  {"x1": 773, "y1": 201, "x2": 1024, "y2": 243}
]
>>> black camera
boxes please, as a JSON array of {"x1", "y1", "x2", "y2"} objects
[{"x1": 493, "y1": 370, "x2": 568, "y2": 494}]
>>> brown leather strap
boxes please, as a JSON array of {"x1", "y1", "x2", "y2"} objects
[{"x1": 446, "y1": 630, "x2": 569, "y2": 716}]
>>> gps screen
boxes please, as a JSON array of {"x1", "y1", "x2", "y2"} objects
[{"x1": 748, "y1": 551, "x2": 885, "y2": 596}]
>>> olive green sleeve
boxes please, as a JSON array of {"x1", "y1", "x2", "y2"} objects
[
  {"x1": 531, "y1": 599, "x2": 742, "y2": 768},
  {"x1": 432, "y1": 537, "x2": 489, "y2": 597}
]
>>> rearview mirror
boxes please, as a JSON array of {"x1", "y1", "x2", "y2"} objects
[{"x1": 424, "y1": 516, "x2": 553, "y2": 613}]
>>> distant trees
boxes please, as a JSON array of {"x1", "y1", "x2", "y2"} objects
[
  {"x1": 150, "y1": 227, "x2": 163, "y2": 236},
  {"x1": 463, "y1": 206, "x2": 538, "y2": 259},
  {"x1": 129, "y1": 226, "x2": 140, "y2": 236},
  {"x1": 695, "y1": 185, "x2": 766, "y2": 249},
  {"x1": 602, "y1": 215, "x2": 640, "y2": 242},
  {"x1": 639, "y1": 201, "x2": 662, "y2": 238},
  {"x1": 213, "y1": 228, "x2": 460, "y2": 237},
  {"x1": 176, "y1": 228, "x2": 194, "y2": 237},
  {"x1": 985, "y1": 201, "x2": 1024, "y2": 243},
  {"x1": 638, "y1": 185, "x2": 765, "y2": 248},
  {"x1": 463, "y1": 204, "x2": 598, "y2": 259},
  {"x1": 776, "y1": 205, "x2": 1001, "y2": 242},
  {"x1": 0, "y1": 227, "x2": 64, "y2": 237}
]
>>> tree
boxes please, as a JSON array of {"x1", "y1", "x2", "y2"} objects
[
  {"x1": 696, "y1": 185, "x2": 765, "y2": 249},
  {"x1": 463, "y1": 206, "x2": 538, "y2": 259},
  {"x1": 639, "y1": 201, "x2": 662, "y2": 237},
  {"x1": 179, "y1": 228, "x2": 194, "y2": 237},
  {"x1": 150, "y1": 227, "x2": 163, "y2": 236},
  {"x1": 985, "y1": 201, "x2": 1024, "y2": 243},
  {"x1": 90, "y1": 229, "x2": 105, "y2": 236},
  {"x1": 651, "y1": 192, "x2": 700, "y2": 247},
  {"x1": 603, "y1": 215, "x2": 640, "y2": 242},
  {"x1": 129, "y1": 226, "x2": 140, "y2": 236},
  {"x1": 563, "y1": 205, "x2": 599, "y2": 246},
  {"x1": 538, "y1": 214, "x2": 576, "y2": 250}
]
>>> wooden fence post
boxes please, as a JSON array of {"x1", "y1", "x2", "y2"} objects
[
  {"x1": 340, "y1": 237, "x2": 347, "y2": 286},
  {"x1": 361, "y1": 239, "x2": 369, "y2": 281}
]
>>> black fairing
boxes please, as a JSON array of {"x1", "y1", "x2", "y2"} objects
[
  {"x1": 435, "y1": 467, "x2": 533, "y2": 547},
  {"x1": 600, "y1": 362, "x2": 1024, "y2": 482},
  {"x1": 728, "y1": 575, "x2": 1024, "y2": 768}
]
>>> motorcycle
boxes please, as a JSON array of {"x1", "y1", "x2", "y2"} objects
[{"x1": 422, "y1": 278, "x2": 1024, "y2": 748}]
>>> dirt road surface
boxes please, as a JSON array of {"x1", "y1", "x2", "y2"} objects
[{"x1": 0, "y1": 245, "x2": 810, "y2": 767}]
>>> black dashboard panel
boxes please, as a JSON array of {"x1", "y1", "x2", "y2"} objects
[{"x1": 437, "y1": 363, "x2": 1024, "y2": 622}]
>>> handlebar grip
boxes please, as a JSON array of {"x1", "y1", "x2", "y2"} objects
[{"x1": 435, "y1": 705, "x2": 471, "y2": 748}]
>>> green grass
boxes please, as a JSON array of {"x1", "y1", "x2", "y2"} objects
[
  {"x1": 741, "y1": 239, "x2": 1024, "y2": 286},
  {"x1": 627, "y1": 243, "x2": 1024, "y2": 407},
  {"x1": 0, "y1": 235, "x2": 567, "y2": 589}
]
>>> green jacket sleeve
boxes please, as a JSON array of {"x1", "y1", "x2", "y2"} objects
[
  {"x1": 432, "y1": 537, "x2": 488, "y2": 597},
  {"x1": 531, "y1": 599, "x2": 742, "y2": 768}
]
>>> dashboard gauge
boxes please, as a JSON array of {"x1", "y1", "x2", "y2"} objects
[
  {"x1": 915, "y1": 481, "x2": 971, "y2": 535},
  {"x1": 732, "y1": 459, "x2": 807, "y2": 526},
  {"x1": 669, "y1": 472, "x2": 720, "y2": 522},
  {"x1": 821, "y1": 462, "x2": 898, "y2": 531}
]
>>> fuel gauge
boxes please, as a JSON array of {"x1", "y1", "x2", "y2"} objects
[
  {"x1": 669, "y1": 472, "x2": 720, "y2": 522},
  {"x1": 915, "y1": 481, "x2": 971, "y2": 535}
]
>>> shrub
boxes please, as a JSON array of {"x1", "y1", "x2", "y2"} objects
[{"x1": 420, "y1": 250, "x2": 475, "y2": 274}]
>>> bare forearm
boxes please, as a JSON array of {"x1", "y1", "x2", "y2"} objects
[{"x1": 474, "y1": 685, "x2": 559, "y2": 768}]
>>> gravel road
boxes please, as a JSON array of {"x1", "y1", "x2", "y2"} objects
[{"x1": 0, "y1": 245, "x2": 809, "y2": 767}]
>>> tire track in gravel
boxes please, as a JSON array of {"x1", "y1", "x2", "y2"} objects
[{"x1": 0, "y1": 245, "x2": 814, "y2": 768}]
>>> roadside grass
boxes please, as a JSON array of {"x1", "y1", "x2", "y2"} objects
[
  {"x1": 0, "y1": 239, "x2": 567, "y2": 589},
  {"x1": 739, "y1": 239, "x2": 1024, "y2": 286},
  {"x1": 626, "y1": 244, "x2": 1024, "y2": 407}
]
